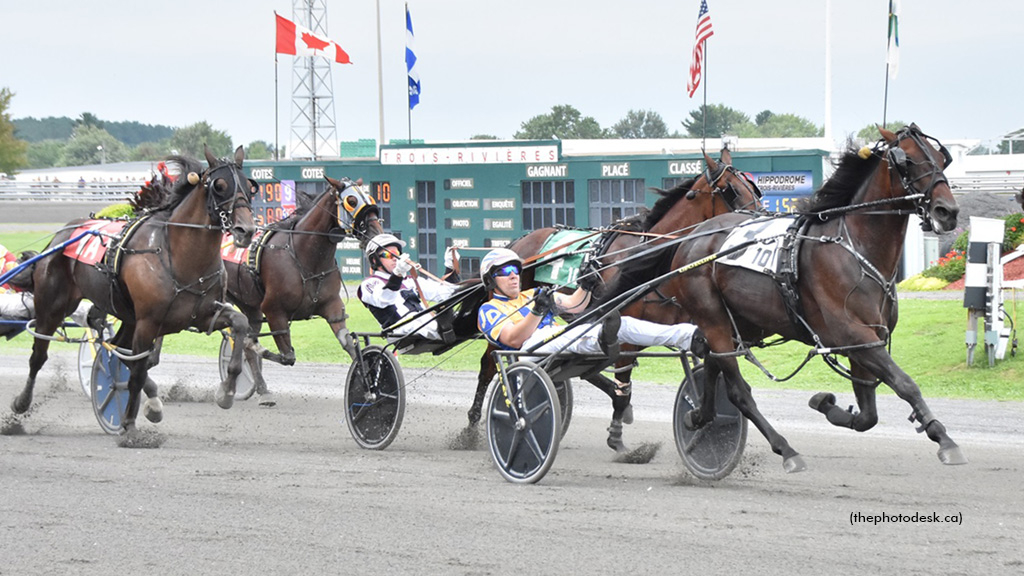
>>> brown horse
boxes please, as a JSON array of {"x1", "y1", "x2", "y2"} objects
[
  {"x1": 612, "y1": 124, "x2": 964, "y2": 472},
  {"x1": 11, "y1": 146, "x2": 256, "y2": 443},
  {"x1": 223, "y1": 176, "x2": 383, "y2": 405},
  {"x1": 467, "y1": 149, "x2": 764, "y2": 451}
]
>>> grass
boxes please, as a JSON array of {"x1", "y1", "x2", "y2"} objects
[{"x1": 5, "y1": 228, "x2": 1023, "y2": 403}]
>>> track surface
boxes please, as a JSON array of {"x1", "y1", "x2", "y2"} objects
[{"x1": 2, "y1": 350, "x2": 1023, "y2": 575}]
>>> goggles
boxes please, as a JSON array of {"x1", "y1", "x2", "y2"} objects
[
  {"x1": 492, "y1": 263, "x2": 521, "y2": 278},
  {"x1": 378, "y1": 249, "x2": 402, "y2": 260}
]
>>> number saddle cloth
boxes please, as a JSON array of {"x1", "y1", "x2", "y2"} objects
[
  {"x1": 716, "y1": 215, "x2": 812, "y2": 336},
  {"x1": 63, "y1": 216, "x2": 150, "y2": 278}
]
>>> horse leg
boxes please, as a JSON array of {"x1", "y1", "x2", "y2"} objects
[
  {"x1": 583, "y1": 373, "x2": 632, "y2": 453},
  {"x1": 468, "y1": 346, "x2": 497, "y2": 426},
  {"x1": 849, "y1": 346, "x2": 966, "y2": 465},
  {"x1": 690, "y1": 356, "x2": 806, "y2": 473},
  {"x1": 121, "y1": 324, "x2": 162, "y2": 442},
  {"x1": 808, "y1": 362, "x2": 880, "y2": 432},
  {"x1": 240, "y1": 311, "x2": 274, "y2": 406},
  {"x1": 210, "y1": 307, "x2": 250, "y2": 410},
  {"x1": 321, "y1": 298, "x2": 358, "y2": 361},
  {"x1": 259, "y1": 311, "x2": 296, "y2": 366},
  {"x1": 141, "y1": 337, "x2": 165, "y2": 423}
]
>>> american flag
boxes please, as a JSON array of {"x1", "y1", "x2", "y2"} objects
[{"x1": 686, "y1": 0, "x2": 715, "y2": 98}]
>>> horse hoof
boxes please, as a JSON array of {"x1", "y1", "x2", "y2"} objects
[
  {"x1": 215, "y1": 388, "x2": 235, "y2": 410},
  {"x1": 783, "y1": 454, "x2": 807, "y2": 473},
  {"x1": 467, "y1": 408, "x2": 481, "y2": 427},
  {"x1": 683, "y1": 409, "x2": 706, "y2": 431},
  {"x1": 143, "y1": 397, "x2": 164, "y2": 423},
  {"x1": 607, "y1": 420, "x2": 627, "y2": 453},
  {"x1": 938, "y1": 445, "x2": 968, "y2": 465},
  {"x1": 10, "y1": 397, "x2": 29, "y2": 415},
  {"x1": 257, "y1": 392, "x2": 276, "y2": 408},
  {"x1": 808, "y1": 392, "x2": 836, "y2": 413}
]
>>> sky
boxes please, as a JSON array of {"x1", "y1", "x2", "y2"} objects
[{"x1": 2, "y1": 0, "x2": 1022, "y2": 152}]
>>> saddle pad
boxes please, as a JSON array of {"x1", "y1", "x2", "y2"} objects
[
  {"x1": 220, "y1": 231, "x2": 251, "y2": 265},
  {"x1": 63, "y1": 220, "x2": 129, "y2": 266},
  {"x1": 717, "y1": 216, "x2": 797, "y2": 274},
  {"x1": 533, "y1": 230, "x2": 595, "y2": 288}
]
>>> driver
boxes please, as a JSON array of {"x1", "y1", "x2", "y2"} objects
[
  {"x1": 358, "y1": 233, "x2": 462, "y2": 341},
  {"x1": 476, "y1": 247, "x2": 708, "y2": 365}
]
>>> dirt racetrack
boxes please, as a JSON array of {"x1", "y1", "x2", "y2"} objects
[{"x1": 1, "y1": 349, "x2": 1023, "y2": 576}]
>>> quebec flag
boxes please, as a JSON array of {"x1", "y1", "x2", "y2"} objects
[{"x1": 406, "y1": 4, "x2": 421, "y2": 110}]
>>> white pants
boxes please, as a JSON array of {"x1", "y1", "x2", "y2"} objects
[
  {"x1": 521, "y1": 316, "x2": 697, "y2": 356},
  {"x1": 387, "y1": 313, "x2": 444, "y2": 341}
]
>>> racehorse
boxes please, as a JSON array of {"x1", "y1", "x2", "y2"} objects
[
  {"x1": 11, "y1": 146, "x2": 256, "y2": 443},
  {"x1": 466, "y1": 148, "x2": 764, "y2": 451},
  {"x1": 223, "y1": 176, "x2": 383, "y2": 405},
  {"x1": 612, "y1": 124, "x2": 965, "y2": 471}
]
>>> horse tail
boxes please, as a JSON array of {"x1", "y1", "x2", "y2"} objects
[{"x1": 5, "y1": 251, "x2": 40, "y2": 292}]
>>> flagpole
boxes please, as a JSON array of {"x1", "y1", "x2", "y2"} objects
[
  {"x1": 375, "y1": 0, "x2": 385, "y2": 155},
  {"x1": 274, "y1": 12, "x2": 279, "y2": 161},
  {"x1": 701, "y1": 40, "x2": 708, "y2": 149},
  {"x1": 406, "y1": 2, "x2": 413, "y2": 145},
  {"x1": 882, "y1": 65, "x2": 890, "y2": 129}
]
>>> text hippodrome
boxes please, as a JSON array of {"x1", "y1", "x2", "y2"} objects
[{"x1": 850, "y1": 511, "x2": 962, "y2": 526}]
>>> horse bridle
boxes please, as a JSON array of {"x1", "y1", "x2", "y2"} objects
[
  {"x1": 880, "y1": 124, "x2": 953, "y2": 231},
  {"x1": 334, "y1": 180, "x2": 381, "y2": 244},
  {"x1": 203, "y1": 162, "x2": 253, "y2": 230},
  {"x1": 695, "y1": 162, "x2": 764, "y2": 212}
]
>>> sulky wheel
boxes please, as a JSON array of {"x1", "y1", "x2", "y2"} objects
[
  {"x1": 673, "y1": 364, "x2": 747, "y2": 480},
  {"x1": 90, "y1": 346, "x2": 130, "y2": 435},
  {"x1": 219, "y1": 333, "x2": 258, "y2": 401},
  {"x1": 78, "y1": 322, "x2": 116, "y2": 398},
  {"x1": 486, "y1": 361, "x2": 562, "y2": 484},
  {"x1": 554, "y1": 379, "x2": 573, "y2": 438},
  {"x1": 343, "y1": 345, "x2": 406, "y2": 450}
]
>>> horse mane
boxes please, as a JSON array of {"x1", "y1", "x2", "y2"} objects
[
  {"x1": 137, "y1": 155, "x2": 207, "y2": 213},
  {"x1": 642, "y1": 178, "x2": 696, "y2": 230},
  {"x1": 798, "y1": 143, "x2": 883, "y2": 212}
]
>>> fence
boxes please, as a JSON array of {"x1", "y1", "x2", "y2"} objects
[{"x1": 0, "y1": 180, "x2": 144, "y2": 202}]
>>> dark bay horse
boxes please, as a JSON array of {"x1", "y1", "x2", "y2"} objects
[
  {"x1": 11, "y1": 146, "x2": 256, "y2": 442},
  {"x1": 467, "y1": 149, "x2": 763, "y2": 451},
  {"x1": 614, "y1": 124, "x2": 964, "y2": 472},
  {"x1": 223, "y1": 176, "x2": 383, "y2": 405}
]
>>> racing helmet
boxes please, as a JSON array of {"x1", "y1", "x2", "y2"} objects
[
  {"x1": 365, "y1": 233, "x2": 406, "y2": 269},
  {"x1": 480, "y1": 248, "x2": 522, "y2": 290}
]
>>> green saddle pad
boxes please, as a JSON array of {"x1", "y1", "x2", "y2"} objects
[{"x1": 533, "y1": 230, "x2": 595, "y2": 288}]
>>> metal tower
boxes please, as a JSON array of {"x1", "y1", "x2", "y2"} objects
[{"x1": 288, "y1": 0, "x2": 339, "y2": 159}]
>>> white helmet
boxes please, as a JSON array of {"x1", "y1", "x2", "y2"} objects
[
  {"x1": 365, "y1": 233, "x2": 405, "y2": 258},
  {"x1": 480, "y1": 248, "x2": 522, "y2": 288}
]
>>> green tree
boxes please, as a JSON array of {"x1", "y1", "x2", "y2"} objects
[
  {"x1": 611, "y1": 109, "x2": 673, "y2": 139},
  {"x1": 856, "y1": 121, "x2": 907, "y2": 141},
  {"x1": 26, "y1": 139, "x2": 65, "y2": 169},
  {"x1": 62, "y1": 124, "x2": 128, "y2": 165},
  {"x1": 75, "y1": 112, "x2": 104, "y2": 130},
  {"x1": 244, "y1": 140, "x2": 274, "y2": 160},
  {"x1": 0, "y1": 87, "x2": 29, "y2": 174},
  {"x1": 756, "y1": 113, "x2": 823, "y2": 137},
  {"x1": 681, "y1": 104, "x2": 751, "y2": 138},
  {"x1": 170, "y1": 122, "x2": 233, "y2": 158},
  {"x1": 514, "y1": 105, "x2": 608, "y2": 139},
  {"x1": 470, "y1": 134, "x2": 499, "y2": 140},
  {"x1": 130, "y1": 141, "x2": 171, "y2": 161},
  {"x1": 755, "y1": 110, "x2": 774, "y2": 126},
  {"x1": 12, "y1": 116, "x2": 75, "y2": 142}
]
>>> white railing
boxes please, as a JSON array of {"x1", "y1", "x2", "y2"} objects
[
  {"x1": 0, "y1": 180, "x2": 142, "y2": 201},
  {"x1": 950, "y1": 175, "x2": 1023, "y2": 196}
]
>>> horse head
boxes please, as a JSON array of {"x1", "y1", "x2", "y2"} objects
[
  {"x1": 203, "y1": 145, "x2": 256, "y2": 247},
  {"x1": 326, "y1": 176, "x2": 383, "y2": 249},
  {"x1": 877, "y1": 124, "x2": 958, "y2": 233},
  {"x1": 685, "y1": 147, "x2": 763, "y2": 214}
]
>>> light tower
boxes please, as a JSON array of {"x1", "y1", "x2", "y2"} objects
[{"x1": 288, "y1": 0, "x2": 339, "y2": 159}]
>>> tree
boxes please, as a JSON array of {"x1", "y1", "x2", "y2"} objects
[
  {"x1": 62, "y1": 124, "x2": 128, "y2": 165},
  {"x1": 169, "y1": 122, "x2": 233, "y2": 158},
  {"x1": 611, "y1": 109, "x2": 673, "y2": 139},
  {"x1": 681, "y1": 104, "x2": 751, "y2": 138},
  {"x1": 0, "y1": 87, "x2": 29, "y2": 174},
  {"x1": 130, "y1": 141, "x2": 171, "y2": 162},
  {"x1": 244, "y1": 140, "x2": 274, "y2": 160},
  {"x1": 755, "y1": 110, "x2": 774, "y2": 126},
  {"x1": 856, "y1": 121, "x2": 907, "y2": 141},
  {"x1": 26, "y1": 140, "x2": 65, "y2": 169},
  {"x1": 75, "y1": 112, "x2": 104, "y2": 130},
  {"x1": 755, "y1": 113, "x2": 822, "y2": 137},
  {"x1": 470, "y1": 134, "x2": 499, "y2": 140},
  {"x1": 514, "y1": 105, "x2": 608, "y2": 139}
]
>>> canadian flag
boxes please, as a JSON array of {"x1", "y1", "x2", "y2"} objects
[{"x1": 275, "y1": 13, "x2": 351, "y2": 64}]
